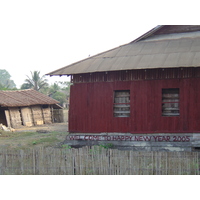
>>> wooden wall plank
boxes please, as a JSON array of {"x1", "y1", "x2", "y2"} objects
[
  {"x1": 69, "y1": 77, "x2": 200, "y2": 133},
  {"x1": 31, "y1": 106, "x2": 44, "y2": 126},
  {"x1": 21, "y1": 107, "x2": 33, "y2": 127},
  {"x1": 9, "y1": 108, "x2": 22, "y2": 128},
  {"x1": 4, "y1": 110, "x2": 11, "y2": 127},
  {"x1": 42, "y1": 107, "x2": 52, "y2": 124}
]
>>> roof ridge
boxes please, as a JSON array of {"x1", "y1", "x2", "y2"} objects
[
  {"x1": 1, "y1": 89, "x2": 34, "y2": 92},
  {"x1": 130, "y1": 25, "x2": 164, "y2": 43}
]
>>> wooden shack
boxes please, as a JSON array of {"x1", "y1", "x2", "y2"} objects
[
  {"x1": 0, "y1": 89, "x2": 63, "y2": 128},
  {"x1": 47, "y1": 25, "x2": 200, "y2": 151}
]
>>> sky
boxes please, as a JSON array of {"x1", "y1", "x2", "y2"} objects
[{"x1": 0, "y1": 0, "x2": 199, "y2": 88}]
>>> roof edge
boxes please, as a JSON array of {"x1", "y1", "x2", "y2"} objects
[
  {"x1": 46, "y1": 25, "x2": 165, "y2": 76},
  {"x1": 46, "y1": 44, "x2": 129, "y2": 76},
  {"x1": 130, "y1": 25, "x2": 164, "y2": 43}
]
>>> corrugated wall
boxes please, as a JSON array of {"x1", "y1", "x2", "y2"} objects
[{"x1": 69, "y1": 75, "x2": 200, "y2": 133}]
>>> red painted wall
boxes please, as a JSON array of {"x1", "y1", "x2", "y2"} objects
[{"x1": 69, "y1": 78, "x2": 200, "y2": 133}]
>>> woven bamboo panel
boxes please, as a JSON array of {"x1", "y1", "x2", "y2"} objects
[{"x1": 0, "y1": 147, "x2": 199, "y2": 175}]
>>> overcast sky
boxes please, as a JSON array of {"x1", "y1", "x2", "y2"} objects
[{"x1": 0, "y1": 0, "x2": 198, "y2": 88}]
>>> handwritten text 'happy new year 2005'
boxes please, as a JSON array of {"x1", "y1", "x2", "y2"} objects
[{"x1": 67, "y1": 135, "x2": 191, "y2": 142}]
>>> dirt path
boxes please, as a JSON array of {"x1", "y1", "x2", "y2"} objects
[{"x1": 15, "y1": 122, "x2": 68, "y2": 133}]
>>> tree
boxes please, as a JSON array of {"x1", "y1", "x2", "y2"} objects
[
  {"x1": 40, "y1": 81, "x2": 71, "y2": 107},
  {"x1": 0, "y1": 82, "x2": 8, "y2": 90},
  {"x1": 21, "y1": 71, "x2": 48, "y2": 91},
  {"x1": 51, "y1": 91, "x2": 67, "y2": 105},
  {"x1": 0, "y1": 69, "x2": 16, "y2": 89}
]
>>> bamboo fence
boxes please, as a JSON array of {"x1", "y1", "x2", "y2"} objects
[{"x1": 0, "y1": 146, "x2": 199, "y2": 175}]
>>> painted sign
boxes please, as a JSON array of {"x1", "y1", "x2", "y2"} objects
[{"x1": 66, "y1": 135, "x2": 191, "y2": 142}]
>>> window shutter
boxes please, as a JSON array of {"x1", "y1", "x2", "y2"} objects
[
  {"x1": 162, "y1": 88, "x2": 179, "y2": 116},
  {"x1": 114, "y1": 90, "x2": 130, "y2": 117}
]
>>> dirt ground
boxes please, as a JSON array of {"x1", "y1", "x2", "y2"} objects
[{"x1": 15, "y1": 122, "x2": 68, "y2": 133}]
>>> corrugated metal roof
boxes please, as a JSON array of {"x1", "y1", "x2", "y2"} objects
[
  {"x1": 0, "y1": 89, "x2": 60, "y2": 107},
  {"x1": 47, "y1": 27, "x2": 200, "y2": 76}
]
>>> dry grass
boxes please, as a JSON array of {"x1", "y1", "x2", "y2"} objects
[{"x1": 0, "y1": 123, "x2": 69, "y2": 150}]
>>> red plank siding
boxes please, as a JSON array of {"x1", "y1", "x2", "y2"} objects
[
  {"x1": 72, "y1": 67, "x2": 200, "y2": 83},
  {"x1": 69, "y1": 77, "x2": 200, "y2": 134}
]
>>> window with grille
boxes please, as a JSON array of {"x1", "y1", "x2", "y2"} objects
[
  {"x1": 162, "y1": 88, "x2": 179, "y2": 116},
  {"x1": 113, "y1": 90, "x2": 130, "y2": 117}
]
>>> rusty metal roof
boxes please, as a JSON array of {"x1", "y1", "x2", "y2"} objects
[
  {"x1": 0, "y1": 89, "x2": 60, "y2": 107},
  {"x1": 47, "y1": 26, "x2": 200, "y2": 76}
]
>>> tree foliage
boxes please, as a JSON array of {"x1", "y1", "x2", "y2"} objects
[
  {"x1": 40, "y1": 81, "x2": 71, "y2": 107},
  {"x1": 21, "y1": 71, "x2": 48, "y2": 91},
  {"x1": 0, "y1": 69, "x2": 16, "y2": 89},
  {"x1": 20, "y1": 70, "x2": 71, "y2": 107}
]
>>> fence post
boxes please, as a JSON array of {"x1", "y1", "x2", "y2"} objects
[
  {"x1": 20, "y1": 150, "x2": 24, "y2": 174},
  {"x1": 73, "y1": 149, "x2": 76, "y2": 175}
]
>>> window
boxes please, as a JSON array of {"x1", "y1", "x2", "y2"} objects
[
  {"x1": 162, "y1": 88, "x2": 179, "y2": 116},
  {"x1": 113, "y1": 90, "x2": 130, "y2": 117}
]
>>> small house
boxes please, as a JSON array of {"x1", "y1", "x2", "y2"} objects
[
  {"x1": 47, "y1": 25, "x2": 200, "y2": 151},
  {"x1": 0, "y1": 89, "x2": 62, "y2": 128}
]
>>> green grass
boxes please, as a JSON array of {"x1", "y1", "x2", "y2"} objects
[
  {"x1": 0, "y1": 130, "x2": 68, "y2": 150},
  {"x1": 31, "y1": 137, "x2": 60, "y2": 145}
]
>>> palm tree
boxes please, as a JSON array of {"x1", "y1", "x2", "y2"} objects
[{"x1": 21, "y1": 71, "x2": 48, "y2": 91}]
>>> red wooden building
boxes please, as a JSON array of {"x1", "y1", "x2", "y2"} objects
[{"x1": 48, "y1": 25, "x2": 200, "y2": 151}]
